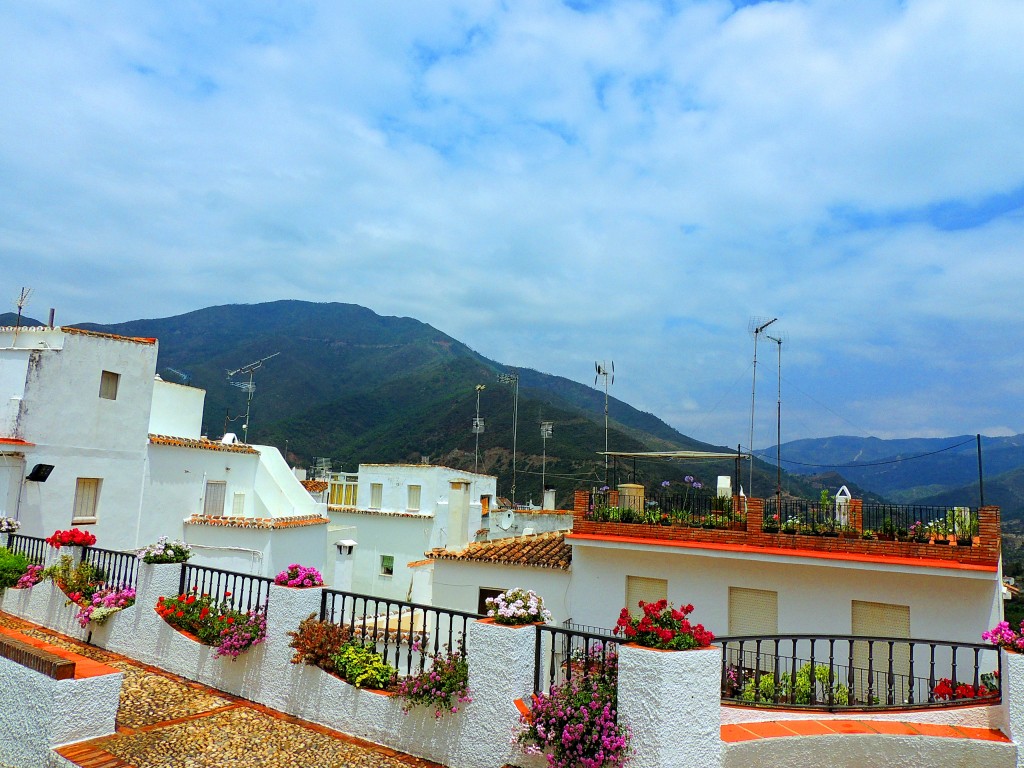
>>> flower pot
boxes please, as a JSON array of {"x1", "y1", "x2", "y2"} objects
[
  {"x1": 762, "y1": 526, "x2": 780, "y2": 534},
  {"x1": 956, "y1": 538, "x2": 972, "y2": 547},
  {"x1": 933, "y1": 538, "x2": 950, "y2": 546},
  {"x1": 821, "y1": 532, "x2": 838, "y2": 538}
]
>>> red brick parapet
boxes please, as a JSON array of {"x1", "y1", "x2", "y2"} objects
[{"x1": 570, "y1": 498, "x2": 1001, "y2": 569}]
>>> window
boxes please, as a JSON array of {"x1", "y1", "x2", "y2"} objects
[
  {"x1": 329, "y1": 475, "x2": 358, "y2": 506},
  {"x1": 852, "y1": 600, "x2": 910, "y2": 702},
  {"x1": 407, "y1": 484, "x2": 421, "y2": 511},
  {"x1": 625, "y1": 576, "x2": 668, "y2": 617},
  {"x1": 728, "y1": 587, "x2": 778, "y2": 636},
  {"x1": 478, "y1": 587, "x2": 506, "y2": 615},
  {"x1": 99, "y1": 370, "x2": 120, "y2": 400},
  {"x1": 203, "y1": 480, "x2": 227, "y2": 516},
  {"x1": 232, "y1": 492, "x2": 245, "y2": 516},
  {"x1": 370, "y1": 483, "x2": 383, "y2": 510},
  {"x1": 72, "y1": 478, "x2": 101, "y2": 523},
  {"x1": 380, "y1": 554, "x2": 395, "y2": 577}
]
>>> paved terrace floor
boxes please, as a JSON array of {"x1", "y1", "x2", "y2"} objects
[{"x1": 0, "y1": 611, "x2": 443, "y2": 768}]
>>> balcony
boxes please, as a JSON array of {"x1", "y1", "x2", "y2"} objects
[{"x1": 571, "y1": 489, "x2": 1001, "y2": 568}]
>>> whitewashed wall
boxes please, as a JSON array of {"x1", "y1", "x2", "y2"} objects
[
  {"x1": 148, "y1": 378, "x2": 205, "y2": 439},
  {"x1": 432, "y1": 559, "x2": 570, "y2": 623},
  {"x1": 569, "y1": 539, "x2": 1003, "y2": 643},
  {"x1": 326, "y1": 510, "x2": 434, "y2": 599}
]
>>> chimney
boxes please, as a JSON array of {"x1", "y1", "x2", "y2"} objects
[{"x1": 447, "y1": 480, "x2": 471, "y2": 550}]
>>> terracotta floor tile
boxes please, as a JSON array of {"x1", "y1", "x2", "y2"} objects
[
  {"x1": 904, "y1": 722, "x2": 962, "y2": 738},
  {"x1": 720, "y1": 724, "x2": 764, "y2": 743},
  {"x1": 774, "y1": 719, "x2": 835, "y2": 736},
  {"x1": 860, "y1": 720, "x2": 921, "y2": 736},
  {"x1": 954, "y1": 726, "x2": 1012, "y2": 743},
  {"x1": 743, "y1": 721, "x2": 803, "y2": 739},
  {"x1": 819, "y1": 720, "x2": 876, "y2": 735}
]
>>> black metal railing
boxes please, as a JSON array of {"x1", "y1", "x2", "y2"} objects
[
  {"x1": 5, "y1": 533, "x2": 48, "y2": 565},
  {"x1": 535, "y1": 624, "x2": 621, "y2": 697},
  {"x1": 763, "y1": 499, "x2": 856, "y2": 534},
  {"x1": 862, "y1": 504, "x2": 978, "y2": 542},
  {"x1": 320, "y1": 589, "x2": 480, "y2": 677},
  {"x1": 178, "y1": 563, "x2": 274, "y2": 613},
  {"x1": 588, "y1": 490, "x2": 742, "y2": 529},
  {"x1": 716, "y1": 634, "x2": 1001, "y2": 711},
  {"x1": 81, "y1": 546, "x2": 139, "y2": 590}
]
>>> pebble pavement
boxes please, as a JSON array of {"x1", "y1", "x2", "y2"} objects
[{"x1": 0, "y1": 611, "x2": 445, "y2": 768}]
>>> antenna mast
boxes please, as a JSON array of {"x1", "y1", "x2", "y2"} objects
[
  {"x1": 472, "y1": 384, "x2": 486, "y2": 473},
  {"x1": 12, "y1": 287, "x2": 33, "y2": 341},
  {"x1": 226, "y1": 352, "x2": 280, "y2": 443},
  {"x1": 748, "y1": 318, "x2": 776, "y2": 498},
  {"x1": 765, "y1": 331, "x2": 787, "y2": 509},
  {"x1": 497, "y1": 371, "x2": 520, "y2": 504},
  {"x1": 595, "y1": 361, "x2": 615, "y2": 484}
]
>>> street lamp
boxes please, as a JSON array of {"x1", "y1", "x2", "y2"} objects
[
  {"x1": 540, "y1": 421, "x2": 553, "y2": 499},
  {"x1": 472, "y1": 385, "x2": 486, "y2": 473},
  {"x1": 497, "y1": 371, "x2": 519, "y2": 505}
]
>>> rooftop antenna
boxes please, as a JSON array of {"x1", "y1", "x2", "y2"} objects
[
  {"x1": 226, "y1": 352, "x2": 280, "y2": 444},
  {"x1": 595, "y1": 361, "x2": 615, "y2": 484},
  {"x1": 312, "y1": 457, "x2": 332, "y2": 481},
  {"x1": 748, "y1": 317, "x2": 776, "y2": 499},
  {"x1": 497, "y1": 371, "x2": 520, "y2": 504},
  {"x1": 765, "y1": 330, "x2": 788, "y2": 510},
  {"x1": 472, "y1": 384, "x2": 486, "y2": 473},
  {"x1": 163, "y1": 367, "x2": 192, "y2": 385},
  {"x1": 12, "y1": 287, "x2": 32, "y2": 341},
  {"x1": 540, "y1": 421, "x2": 553, "y2": 499}
]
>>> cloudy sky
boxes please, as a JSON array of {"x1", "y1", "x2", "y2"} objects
[{"x1": 3, "y1": 0, "x2": 1023, "y2": 450}]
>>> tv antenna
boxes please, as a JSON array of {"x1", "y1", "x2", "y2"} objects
[
  {"x1": 747, "y1": 318, "x2": 777, "y2": 498},
  {"x1": 163, "y1": 367, "x2": 192, "y2": 385},
  {"x1": 226, "y1": 352, "x2": 279, "y2": 443},
  {"x1": 12, "y1": 287, "x2": 33, "y2": 340},
  {"x1": 595, "y1": 361, "x2": 614, "y2": 484},
  {"x1": 472, "y1": 384, "x2": 486, "y2": 473},
  {"x1": 497, "y1": 371, "x2": 520, "y2": 504},
  {"x1": 765, "y1": 330, "x2": 788, "y2": 509},
  {"x1": 540, "y1": 421, "x2": 553, "y2": 500}
]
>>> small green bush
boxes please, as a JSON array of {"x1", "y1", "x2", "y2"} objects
[
  {"x1": 331, "y1": 640, "x2": 397, "y2": 689},
  {"x1": 0, "y1": 547, "x2": 30, "y2": 589}
]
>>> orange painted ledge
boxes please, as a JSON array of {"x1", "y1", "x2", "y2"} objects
[
  {"x1": 0, "y1": 625, "x2": 119, "y2": 679},
  {"x1": 566, "y1": 532, "x2": 998, "y2": 572},
  {"x1": 721, "y1": 720, "x2": 1010, "y2": 743}
]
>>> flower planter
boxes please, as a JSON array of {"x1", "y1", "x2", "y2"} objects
[
  {"x1": 476, "y1": 617, "x2": 543, "y2": 629},
  {"x1": 762, "y1": 526, "x2": 780, "y2": 534},
  {"x1": 933, "y1": 538, "x2": 951, "y2": 545}
]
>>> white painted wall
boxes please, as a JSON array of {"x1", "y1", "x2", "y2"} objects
[
  {"x1": 568, "y1": 539, "x2": 1002, "y2": 643},
  {"x1": 251, "y1": 444, "x2": 321, "y2": 519},
  {"x1": 432, "y1": 559, "x2": 570, "y2": 623},
  {"x1": 0, "y1": 454, "x2": 25, "y2": 518},
  {"x1": 0, "y1": 351, "x2": 30, "y2": 436},
  {"x1": 182, "y1": 521, "x2": 330, "y2": 577},
  {"x1": 149, "y1": 378, "x2": 205, "y2": 439}
]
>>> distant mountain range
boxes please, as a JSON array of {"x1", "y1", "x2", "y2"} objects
[
  {"x1": 7, "y1": 302, "x2": 1012, "y2": 517},
  {"x1": 757, "y1": 435, "x2": 1024, "y2": 523}
]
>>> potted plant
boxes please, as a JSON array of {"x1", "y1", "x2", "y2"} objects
[
  {"x1": 908, "y1": 520, "x2": 929, "y2": 544},
  {"x1": 484, "y1": 588, "x2": 552, "y2": 625},
  {"x1": 275, "y1": 563, "x2": 324, "y2": 588},
  {"x1": 763, "y1": 514, "x2": 781, "y2": 534},
  {"x1": 781, "y1": 516, "x2": 800, "y2": 535},
  {"x1": 861, "y1": 528, "x2": 876, "y2": 540},
  {"x1": 613, "y1": 599, "x2": 714, "y2": 650},
  {"x1": 136, "y1": 537, "x2": 192, "y2": 564},
  {"x1": 877, "y1": 519, "x2": 898, "y2": 541}
]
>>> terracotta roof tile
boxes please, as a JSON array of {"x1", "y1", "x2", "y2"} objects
[
  {"x1": 301, "y1": 480, "x2": 329, "y2": 493},
  {"x1": 61, "y1": 326, "x2": 157, "y2": 345},
  {"x1": 433, "y1": 531, "x2": 571, "y2": 570},
  {"x1": 184, "y1": 513, "x2": 329, "y2": 530},
  {"x1": 149, "y1": 434, "x2": 260, "y2": 455}
]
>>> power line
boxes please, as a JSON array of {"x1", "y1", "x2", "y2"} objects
[{"x1": 767, "y1": 437, "x2": 976, "y2": 469}]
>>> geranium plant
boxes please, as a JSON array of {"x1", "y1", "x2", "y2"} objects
[
  {"x1": 0, "y1": 517, "x2": 21, "y2": 534},
  {"x1": 42, "y1": 555, "x2": 104, "y2": 604},
  {"x1": 136, "y1": 536, "x2": 192, "y2": 564},
  {"x1": 14, "y1": 564, "x2": 43, "y2": 589},
  {"x1": 485, "y1": 588, "x2": 552, "y2": 625},
  {"x1": 983, "y1": 620, "x2": 1024, "y2": 652},
  {"x1": 613, "y1": 599, "x2": 714, "y2": 650},
  {"x1": 394, "y1": 641, "x2": 471, "y2": 717},
  {"x1": 156, "y1": 589, "x2": 267, "y2": 660},
  {"x1": 275, "y1": 563, "x2": 324, "y2": 588},
  {"x1": 75, "y1": 586, "x2": 136, "y2": 628},
  {"x1": 45, "y1": 528, "x2": 96, "y2": 548},
  {"x1": 518, "y1": 645, "x2": 629, "y2": 768}
]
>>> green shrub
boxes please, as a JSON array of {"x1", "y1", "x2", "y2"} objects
[
  {"x1": 0, "y1": 547, "x2": 30, "y2": 589},
  {"x1": 331, "y1": 640, "x2": 397, "y2": 689}
]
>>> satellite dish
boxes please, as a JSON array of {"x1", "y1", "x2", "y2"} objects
[{"x1": 497, "y1": 510, "x2": 515, "y2": 531}]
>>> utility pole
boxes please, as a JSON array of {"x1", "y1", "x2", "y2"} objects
[
  {"x1": 473, "y1": 385, "x2": 486, "y2": 473},
  {"x1": 541, "y1": 421, "x2": 553, "y2": 499},
  {"x1": 766, "y1": 333, "x2": 784, "y2": 509},
  {"x1": 748, "y1": 318, "x2": 776, "y2": 498}
]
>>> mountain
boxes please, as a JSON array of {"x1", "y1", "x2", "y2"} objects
[
  {"x1": 758, "y1": 434, "x2": 1024, "y2": 522},
  {"x1": 72, "y1": 300, "x2": 812, "y2": 507},
  {"x1": 0, "y1": 312, "x2": 44, "y2": 327}
]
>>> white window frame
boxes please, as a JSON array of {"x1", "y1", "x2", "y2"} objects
[
  {"x1": 232, "y1": 492, "x2": 246, "y2": 516},
  {"x1": 407, "y1": 484, "x2": 422, "y2": 511},
  {"x1": 99, "y1": 370, "x2": 120, "y2": 400},
  {"x1": 203, "y1": 480, "x2": 227, "y2": 517},
  {"x1": 380, "y1": 554, "x2": 395, "y2": 577},
  {"x1": 370, "y1": 482, "x2": 383, "y2": 510},
  {"x1": 72, "y1": 478, "x2": 101, "y2": 524}
]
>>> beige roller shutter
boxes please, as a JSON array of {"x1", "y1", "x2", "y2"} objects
[
  {"x1": 625, "y1": 576, "x2": 667, "y2": 617},
  {"x1": 728, "y1": 587, "x2": 778, "y2": 636},
  {"x1": 852, "y1": 600, "x2": 910, "y2": 704}
]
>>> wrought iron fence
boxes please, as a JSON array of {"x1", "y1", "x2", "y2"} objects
[
  {"x1": 81, "y1": 546, "x2": 139, "y2": 590},
  {"x1": 320, "y1": 589, "x2": 479, "y2": 677},
  {"x1": 535, "y1": 623, "x2": 621, "y2": 697},
  {"x1": 763, "y1": 498, "x2": 855, "y2": 534},
  {"x1": 588, "y1": 490, "x2": 742, "y2": 529},
  {"x1": 5, "y1": 533, "x2": 48, "y2": 565},
  {"x1": 862, "y1": 504, "x2": 977, "y2": 543},
  {"x1": 178, "y1": 563, "x2": 274, "y2": 613},
  {"x1": 716, "y1": 634, "x2": 1000, "y2": 711}
]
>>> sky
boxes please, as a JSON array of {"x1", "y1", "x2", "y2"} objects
[{"x1": 3, "y1": 0, "x2": 1024, "y2": 451}]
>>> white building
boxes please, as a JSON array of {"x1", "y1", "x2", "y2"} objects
[
  {"x1": 326, "y1": 463, "x2": 497, "y2": 600},
  {"x1": 0, "y1": 324, "x2": 328, "y2": 576}
]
